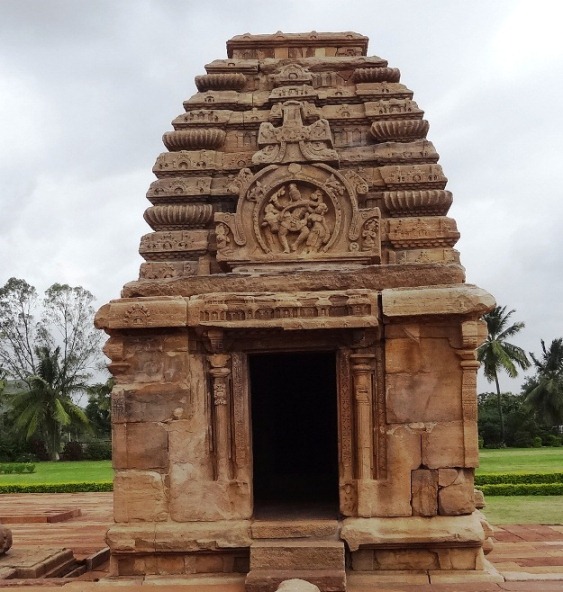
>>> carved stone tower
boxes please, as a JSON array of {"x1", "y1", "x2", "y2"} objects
[{"x1": 96, "y1": 32, "x2": 497, "y2": 589}]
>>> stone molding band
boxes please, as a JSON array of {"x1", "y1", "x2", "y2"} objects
[{"x1": 95, "y1": 284, "x2": 493, "y2": 331}]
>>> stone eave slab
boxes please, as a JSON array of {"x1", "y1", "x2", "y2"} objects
[
  {"x1": 94, "y1": 296, "x2": 188, "y2": 330},
  {"x1": 382, "y1": 284, "x2": 495, "y2": 319}
]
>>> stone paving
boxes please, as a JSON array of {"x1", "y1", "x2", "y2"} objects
[{"x1": 0, "y1": 493, "x2": 562, "y2": 590}]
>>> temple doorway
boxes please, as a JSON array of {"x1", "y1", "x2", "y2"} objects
[{"x1": 249, "y1": 351, "x2": 339, "y2": 517}]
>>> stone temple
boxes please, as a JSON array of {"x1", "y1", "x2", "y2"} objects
[{"x1": 95, "y1": 32, "x2": 497, "y2": 590}]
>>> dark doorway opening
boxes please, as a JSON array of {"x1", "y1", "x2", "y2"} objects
[{"x1": 249, "y1": 351, "x2": 339, "y2": 517}]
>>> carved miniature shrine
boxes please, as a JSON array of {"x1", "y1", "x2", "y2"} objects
[{"x1": 95, "y1": 32, "x2": 497, "y2": 590}]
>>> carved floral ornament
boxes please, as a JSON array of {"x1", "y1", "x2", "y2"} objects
[{"x1": 215, "y1": 162, "x2": 381, "y2": 268}]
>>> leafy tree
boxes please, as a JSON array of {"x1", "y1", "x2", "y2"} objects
[
  {"x1": 524, "y1": 338, "x2": 563, "y2": 427},
  {"x1": 478, "y1": 391, "x2": 552, "y2": 448},
  {"x1": 0, "y1": 278, "x2": 103, "y2": 387},
  {"x1": 0, "y1": 279, "x2": 39, "y2": 382},
  {"x1": 0, "y1": 278, "x2": 105, "y2": 458},
  {"x1": 477, "y1": 305, "x2": 530, "y2": 444},
  {"x1": 10, "y1": 345, "x2": 91, "y2": 460}
]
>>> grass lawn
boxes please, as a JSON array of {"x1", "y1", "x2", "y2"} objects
[
  {"x1": 477, "y1": 447, "x2": 563, "y2": 474},
  {"x1": 0, "y1": 460, "x2": 113, "y2": 484},
  {"x1": 477, "y1": 448, "x2": 563, "y2": 524},
  {"x1": 0, "y1": 451, "x2": 561, "y2": 525},
  {"x1": 482, "y1": 495, "x2": 563, "y2": 524}
]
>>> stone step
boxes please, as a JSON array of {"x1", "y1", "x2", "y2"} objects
[
  {"x1": 246, "y1": 568, "x2": 346, "y2": 592},
  {"x1": 0, "y1": 567, "x2": 17, "y2": 580},
  {"x1": 63, "y1": 563, "x2": 88, "y2": 578},
  {"x1": 250, "y1": 540, "x2": 345, "y2": 571},
  {"x1": 44, "y1": 556, "x2": 79, "y2": 578},
  {"x1": 84, "y1": 546, "x2": 110, "y2": 571},
  {"x1": 15, "y1": 548, "x2": 75, "y2": 578},
  {"x1": 251, "y1": 520, "x2": 340, "y2": 540}
]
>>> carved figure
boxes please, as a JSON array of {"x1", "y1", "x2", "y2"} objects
[
  {"x1": 262, "y1": 203, "x2": 281, "y2": 233},
  {"x1": 309, "y1": 188, "x2": 324, "y2": 207},
  {"x1": 279, "y1": 202, "x2": 310, "y2": 253},
  {"x1": 288, "y1": 182, "x2": 302, "y2": 202},
  {"x1": 247, "y1": 182, "x2": 266, "y2": 202},
  {"x1": 216, "y1": 223, "x2": 231, "y2": 251},
  {"x1": 268, "y1": 186, "x2": 286, "y2": 209},
  {"x1": 361, "y1": 219, "x2": 379, "y2": 251},
  {"x1": 305, "y1": 203, "x2": 330, "y2": 253},
  {"x1": 259, "y1": 183, "x2": 334, "y2": 254}
]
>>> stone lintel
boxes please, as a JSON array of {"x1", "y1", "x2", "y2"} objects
[
  {"x1": 382, "y1": 285, "x2": 495, "y2": 319},
  {"x1": 341, "y1": 514, "x2": 485, "y2": 552},
  {"x1": 188, "y1": 289, "x2": 378, "y2": 331},
  {"x1": 227, "y1": 31, "x2": 369, "y2": 58}
]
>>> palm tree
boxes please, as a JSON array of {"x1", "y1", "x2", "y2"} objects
[
  {"x1": 10, "y1": 346, "x2": 91, "y2": 460},
  {"x1": 477, "y1": 306, "x2": 530, "y2": 444},
  {"x1": 85, "y1": 378, "x2": 114, "y2": 438},
  {"x1": 524, "y1": 338, "x2": 563, "y2": 427}
]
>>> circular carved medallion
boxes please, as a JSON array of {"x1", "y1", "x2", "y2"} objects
[{"x1": 244, "y1": 165, "x2": 347, "y2": 256}]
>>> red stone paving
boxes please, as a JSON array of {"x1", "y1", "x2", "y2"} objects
[
  {"x1": 495, "y1": 524, "x2": 563, "y2": 542},
  {"x1": 0, "y1": 509, "x2": 81, "y2": 524},
  {"x1": 519, "y1": 557, "x2": 563, "y2": 566},
  {"x1": 0, "y1": 493, "x2": 562, "y2": 590},
  {"x1": 0, "y1": 493, "x2": 111, "y2": 560}
]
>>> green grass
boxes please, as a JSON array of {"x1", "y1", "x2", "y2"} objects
[
  {"x1": 0, "y1": 452, "x2": 561, "y2": 525},
  {"x1": 481, "y1": 495, "x2": 563, "y2": 524},
  {"x1": 477, "y1": 447, "x2": 563, "y2": 475},
  {"x1": 477, "y1": 449, "x2": 563, "y2": 524},
  {"x1": 0, "y1": 460, "x2": 113, "y2": 484}
]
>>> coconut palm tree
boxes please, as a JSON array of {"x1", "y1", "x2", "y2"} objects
[
  {"x1": 10, "y1": 345, "x2": 91, "y2": 460},
  {"x1": 524, "y1": 338, "x2": 563, "y2": 427},
  {"x1": 85, "y1": 378, "x2": 114, "y2": 438},
  {"x1": 477, "y1": 306, "x2": 530, "y2": 444}
]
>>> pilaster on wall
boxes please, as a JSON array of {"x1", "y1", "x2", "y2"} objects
[
  {"x1": 350, "y1": 353, "x2": 375, "y2": 480},
  {"x1": 456, "y1": 320, "x2": 489, "y2": 468}
]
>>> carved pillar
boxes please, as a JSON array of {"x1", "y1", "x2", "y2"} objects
[
  {"x1": 231, "y1": 352, "x2": 251, "y2": 483},
  {"x1": 208, "y1": 353, "x2": 232, "y2": 481},
  {"x1": 337, "y1": 350, "x2": 354, "y2": 483},
  {"x1": 350, "y1": 353, "x2": 375, "y2": 479}
]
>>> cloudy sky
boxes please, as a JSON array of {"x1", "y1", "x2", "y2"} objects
[{"x1": 1, "y1": 0, "x2": 562, "y2": 392}]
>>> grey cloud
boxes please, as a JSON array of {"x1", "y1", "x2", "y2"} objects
[{"x1": 1, "y1": 0, "x2": 561, "y2": 395}]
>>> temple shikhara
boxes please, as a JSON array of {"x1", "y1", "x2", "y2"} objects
[{"x1": 95, "y1": 32, "x2": 497, "y2": 590}]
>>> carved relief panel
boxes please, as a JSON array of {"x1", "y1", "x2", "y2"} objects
[{"x1": 215, "y1": 162, "x2": 380, "y2": 269}]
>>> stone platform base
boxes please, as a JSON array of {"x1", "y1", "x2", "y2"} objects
[
  {"x1": 107, "y1": 512, "x2": 497, "y2": 588},
  {"x1": 347, "y1": 559, "x2": 504, "y2": 587}
]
